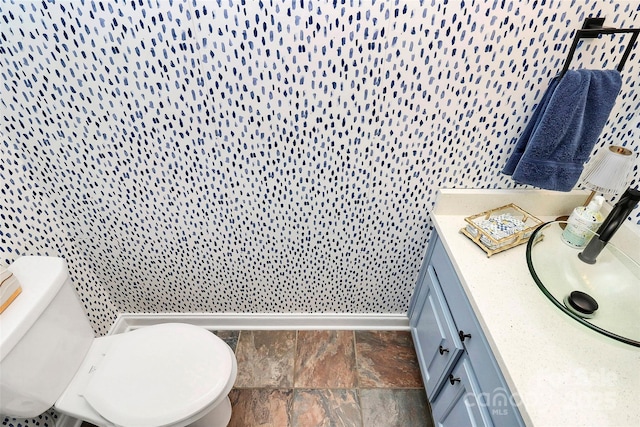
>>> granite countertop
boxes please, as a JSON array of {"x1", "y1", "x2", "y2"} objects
[{"x1": 430, "y1": 189, "x2": 640, "y2": 427}]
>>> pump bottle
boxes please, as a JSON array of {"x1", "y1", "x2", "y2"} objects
[{"x1": 561, "y1": 196, "x2": 605, "y2": 248}]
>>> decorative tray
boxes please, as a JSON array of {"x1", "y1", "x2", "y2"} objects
[{"x1": 460, "y1": 204, "x2": 543, "y2": 257}]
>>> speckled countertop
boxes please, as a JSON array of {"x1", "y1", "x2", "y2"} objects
[{"x1": 430, "y1": 189, "x2": 640, "y2": 427}]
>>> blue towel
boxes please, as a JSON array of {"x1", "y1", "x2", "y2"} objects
[{"x1": 503, "y1": 70, "x2": 622, "y2": 191}]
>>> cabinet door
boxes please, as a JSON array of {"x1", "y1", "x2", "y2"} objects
[
  {"x1": 431, "y1": 356, "x2": 492, "y2": 427},
  {"x1": 431, "y1": 241, "x2": 526, "y2": 427},
  {"x1": 412, "y1": 264, "x2": 464, "y2": 397}
]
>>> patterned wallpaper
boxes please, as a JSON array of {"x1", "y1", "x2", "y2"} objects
[{"x1": 1, "y1": 0, "x2": 639, "y2": 337}]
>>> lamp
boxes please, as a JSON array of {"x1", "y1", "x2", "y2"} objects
[
  {"x1": 580, "y1": 145, "x2": 635, "y2": 205},
  {"x1": 556, "y1": 145, "x2": 635, "y2": 225}
]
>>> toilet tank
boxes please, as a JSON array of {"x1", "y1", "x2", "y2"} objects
[{"x1": 0, "y1": 256, "x2": 94, "y2": 417}]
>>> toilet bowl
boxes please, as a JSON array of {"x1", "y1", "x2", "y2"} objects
[
  {"x1": 0, "y1": 257, "x2": 237, "y2": 427},
  {"x1": 56, "y1": 323, "x2": 237, "y2": 427}
]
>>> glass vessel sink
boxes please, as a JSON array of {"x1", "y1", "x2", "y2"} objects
[{"x1": 526, "y1": 221, "x2": 640, "y2": 347}]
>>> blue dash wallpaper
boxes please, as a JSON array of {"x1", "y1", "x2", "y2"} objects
[
  {"x1": 2, "y1": 0, "x2": 640, "y2": 422},
  {"x1": 1, "y1": 0, "x2": 640, "y2": 341}
]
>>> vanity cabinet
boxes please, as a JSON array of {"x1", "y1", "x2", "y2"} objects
[{"x1": 409, "y1": 232, "x2": 525, "y2": 427}]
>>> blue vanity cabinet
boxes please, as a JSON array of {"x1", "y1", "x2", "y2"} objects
[{"x1": 409, "y1": 232, "x2": 525, "y2": 427}]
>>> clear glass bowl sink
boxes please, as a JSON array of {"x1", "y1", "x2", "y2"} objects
[{"x1": 526, "y1": 221, "x2": 640, "y2": 347}]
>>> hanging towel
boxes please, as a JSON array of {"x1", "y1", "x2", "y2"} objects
[{"x1": 503, "y1": 69, "x2": 622, "y2": 191}]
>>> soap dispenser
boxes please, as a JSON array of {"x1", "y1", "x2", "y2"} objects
[{"x1": 562, "y1": 196, "x2": 605, "y2": 248}]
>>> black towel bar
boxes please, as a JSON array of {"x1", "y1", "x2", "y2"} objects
[{"x1": 559, "y1": 19, "x2": 639, "y2": 78}]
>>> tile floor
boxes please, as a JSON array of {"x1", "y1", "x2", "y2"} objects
[{"x1": 82, "y1": 330, "x2": 434, "y2": 427}]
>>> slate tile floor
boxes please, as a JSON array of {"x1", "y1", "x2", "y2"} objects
[{"x1": 82, "y1": 330, "x2": 434, "y2": 427}]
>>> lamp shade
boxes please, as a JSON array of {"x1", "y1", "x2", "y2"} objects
[{"x1": 581, "y1": 146, "x2": 636, "y2": 194}]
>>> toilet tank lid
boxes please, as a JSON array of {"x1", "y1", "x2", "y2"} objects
[{"x1": 1, "y1": 256, "x2": 69, "y2": 361}]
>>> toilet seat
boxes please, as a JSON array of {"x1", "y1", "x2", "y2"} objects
[{"x1": 57, "y1": 323, "x2": 236, "y2": 427}]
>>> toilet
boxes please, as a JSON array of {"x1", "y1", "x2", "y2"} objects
[{"x1": 0, "y1": 256, "x2": 237, "y2": 427}]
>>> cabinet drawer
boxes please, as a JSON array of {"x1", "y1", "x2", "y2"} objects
[{"x1": 412, "y1": 264, "x2": 464, "y2": 397}]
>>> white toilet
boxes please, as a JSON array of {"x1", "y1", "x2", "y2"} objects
[{"x1": 0, "y1": 256, "x2": 238, "y2": 427}]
